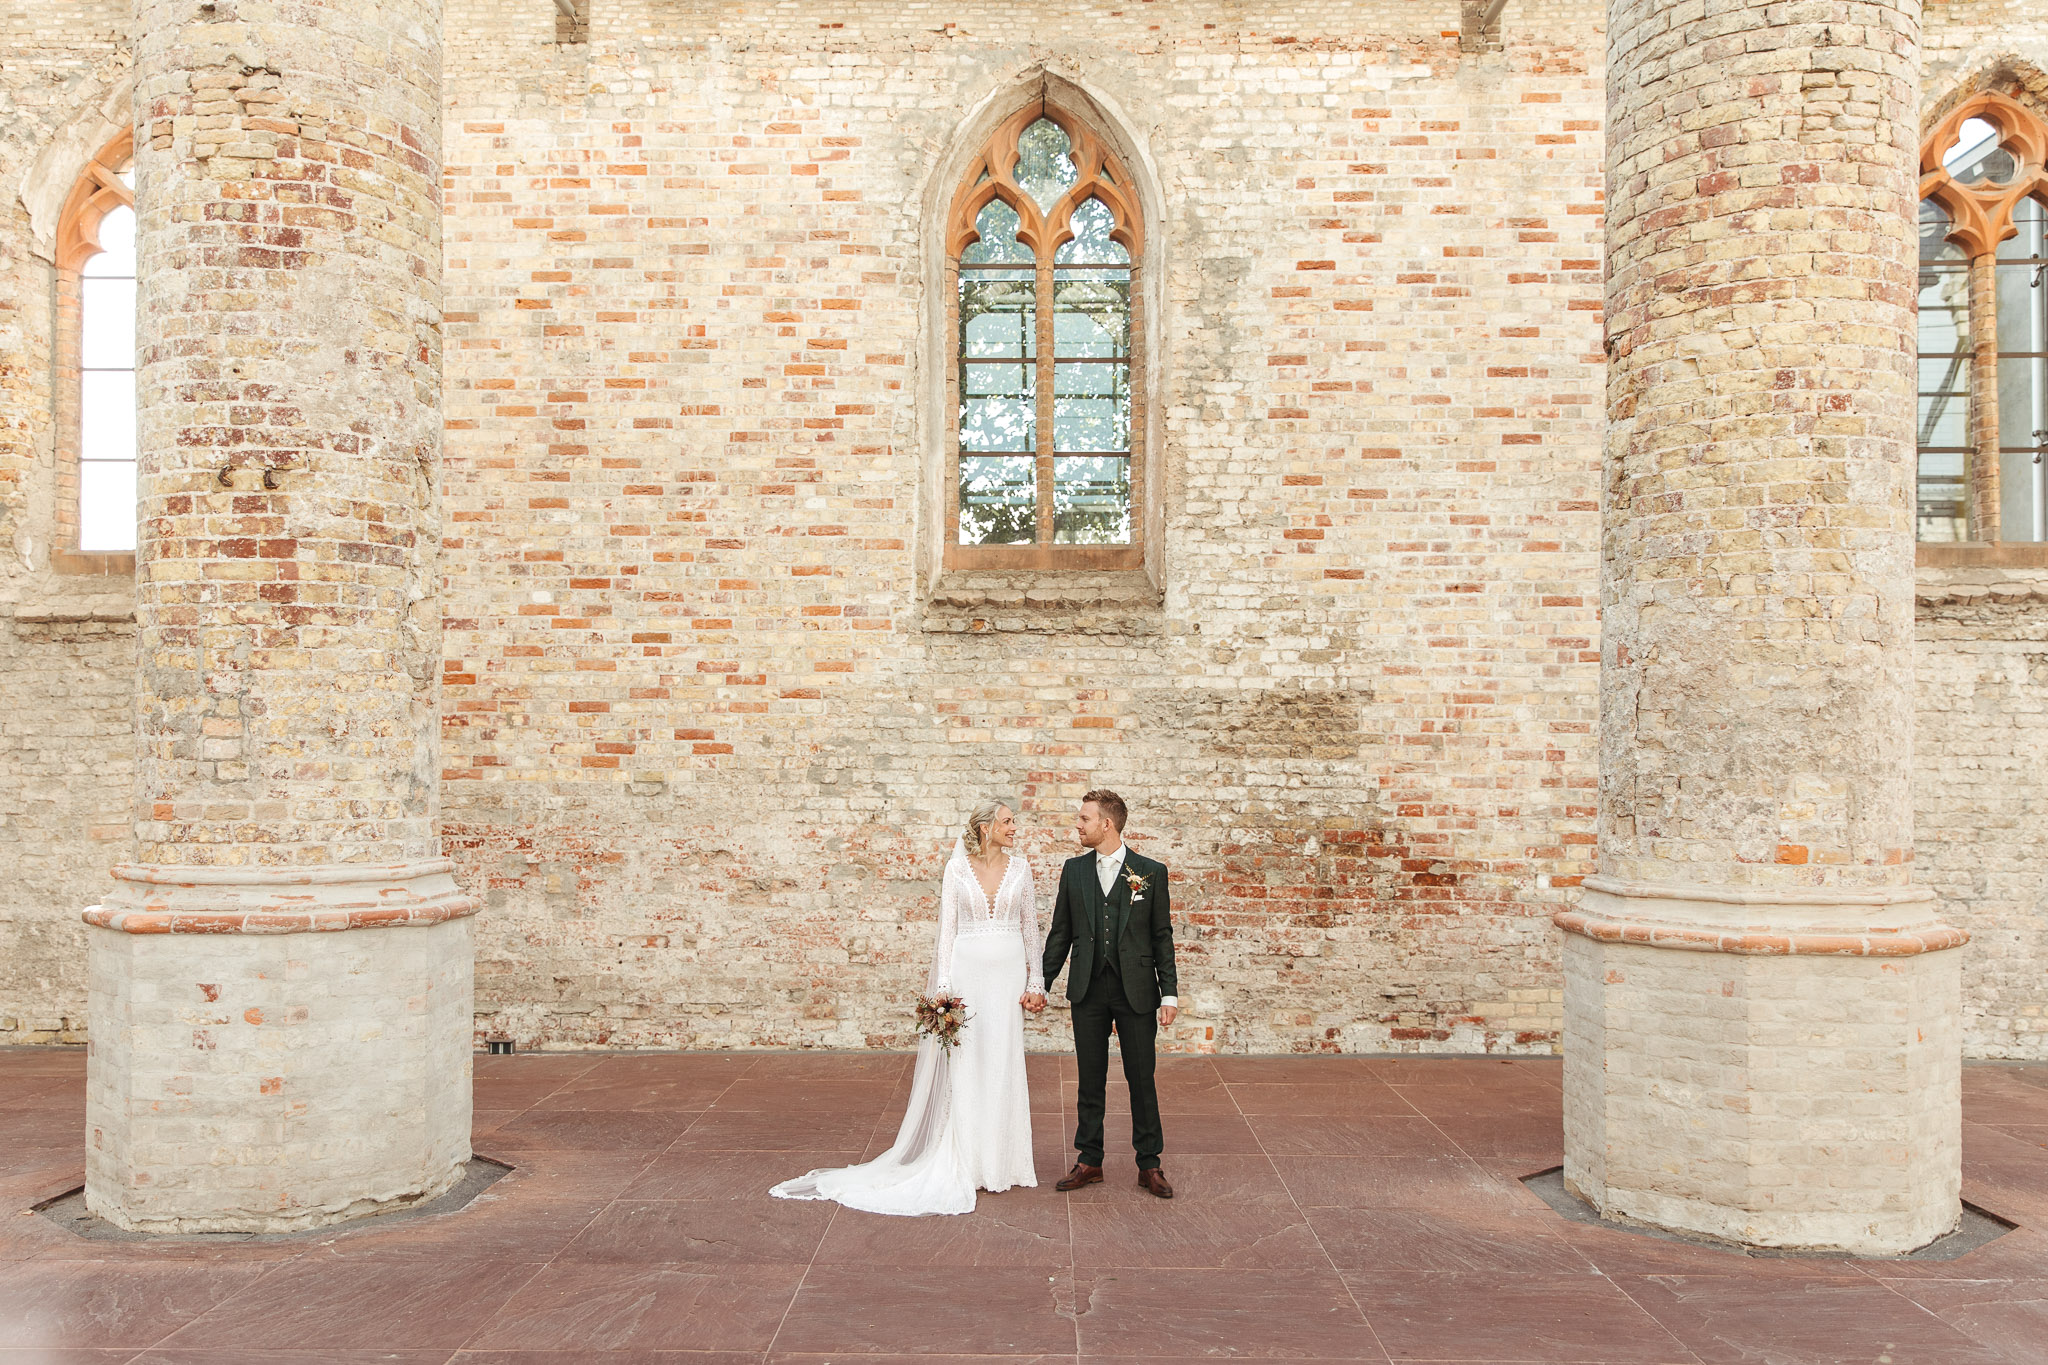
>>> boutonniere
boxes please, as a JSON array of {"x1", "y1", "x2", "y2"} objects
[{"x1": 1125, "y1": 870, "x2": 1149, "y2": 901}]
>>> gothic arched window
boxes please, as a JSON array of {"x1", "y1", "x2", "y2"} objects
[
  {"x1": 1917, "y1": 95, "x2": 2048, "y2": 544},
  {"x1": 944, "y1": 104, "x2": 1145, "y2": 570},
  {"x1": 54, "y1": 130, "x2": 138, "y2": 564}
]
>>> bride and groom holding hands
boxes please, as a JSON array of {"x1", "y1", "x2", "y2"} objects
[{"x1": 772, "y1": 789, "x2": 1180, "y2": 1215}]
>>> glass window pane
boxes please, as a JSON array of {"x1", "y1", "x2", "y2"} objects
[
  {"x1": 1055, "y1": 198, "x2": 1129, "y2": 265},
  {"x1": 959, "y1": 269, "x2": 1035, "y2": 359},
  {"x1": 81, "y1": 277, "x2": 136, "y2": 369},
  {"x1": 81, "y1": 370, "x2": 137, "y2": 463},
  {"x1": 1918, "y1": 264, "x2": 1970, "y2": 354},
  {"x1": 1014, "y1": 119, "x2": 1077, "y2": 215},
  {"x1": 1920, "y1": 356, "x2": 1972, "y2": 449},
  {"x1": 959, "y1": 455, "x2": 1036, "y2": 545},
  {"x1": 1943, "y1": 116, "x2": 2019, "y2": 186},
  {"x1": 1998, "y1": 196, "x2": 2045, "y2": 263},
  {"x1": 1999, "y1": 354, "x2": 2047, "y2": 452},
  {"x1": 960, "y1": 362, "x2": 1035, "y2": 453},
  {"x1": 83, "y1": 204, "x2": 135, "y2": 278},
  {"x1": 79, "y1": 459, "x2": 137, "y2": 552},
  {"x1": 1053, "y1": 455, "x2": 1129, "y2": 544},
  {"x1": 1053, "y1": 269, "x2": 1129, "y2": 359},
  {"x1": 1999, "y1": 442, "x2": 2045, "y2": 542},
  {"x1": 1996, "y1": 263, "x2": 2045, "y2": 357},
  {"x1": 1053, "y1": 362, "x2": 1130, "y2": 452},
  {"x1": 961, "y1": 199, "x2": 1032, "y2": 265}
]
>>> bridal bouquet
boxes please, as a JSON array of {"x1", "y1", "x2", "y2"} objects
[{"x1": 914, "y1": 993, "x2": 970, "y2": 1051}]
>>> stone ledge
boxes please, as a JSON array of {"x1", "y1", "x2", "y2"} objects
[
  {"x1": 1916, "y1": 542, "x2": 2048, "y2": 569},
  {"x1": 48, "y1": 550, "x2": 136, "y2": 579},
  {"x1": 1916, "y1": 581, "x2": 2048, "y2": 607},
  {"x1": 1556, "y1": 875, "x2": 1968, "y2": 957},
  {"x1": 921, "y1": 569, "x2": 1163, "y2": 634},
  {"x1": 1915, "y1": 559, "x2": 2048, "y2": 607},
  {"x1": 82, "y1": 858, "x2": 481, "y2": 935},
  {"x1": 1554, "y1": 907, "x2": 1969, "y2": 957}
]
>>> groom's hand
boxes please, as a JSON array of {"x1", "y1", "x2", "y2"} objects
[
  {"x1": 1021, "y1": 991, "x2": 1047, "y2": 1013},
  {"x1": 1158, "y1": 1005, "x2": 1177, "y2": 1026}
]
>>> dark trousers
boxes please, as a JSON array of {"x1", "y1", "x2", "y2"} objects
[{"x1": 1071, "y1": 965, "x2": 1164, "y2": 1170}]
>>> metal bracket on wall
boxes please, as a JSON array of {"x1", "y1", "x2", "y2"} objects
[{"x1": 215, "y1": 460, "x2": 302, "y2": 489}]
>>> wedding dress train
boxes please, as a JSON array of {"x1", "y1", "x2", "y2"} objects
[{"x1": 771, "y1": 842, "x2": 1040, "y2": 1215}]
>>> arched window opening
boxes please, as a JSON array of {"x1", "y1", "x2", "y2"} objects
[
  {"x1": 1917, "y1": 94, "x2": 2048, "y2": 544},
  {"x1": 1997, "y1": 197, "x2": 2047, "y2": 540},
  {"x1": 1918, "y1": 199, "x2": 1971, "y2": 541},
  {"x1": 946, "y1": 102, "x2": 1145, "y2": 571},
  {"x1": 54, "y1": 131, "x2": 138, "y2": 562}
]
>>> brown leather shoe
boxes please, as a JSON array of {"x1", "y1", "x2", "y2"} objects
[
  {"x1": 1055, "y1": 1162, "x2": 1104, "y2": 1191},
  {"x1": 1138, "y1": 1167, "x2": 1174, "y2": 1199}
]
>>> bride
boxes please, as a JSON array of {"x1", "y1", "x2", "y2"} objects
[{"x1": 772, "y1": 799, "x2": 1045, "y2": 1215}]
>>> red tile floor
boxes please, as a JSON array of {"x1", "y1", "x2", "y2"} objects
[{"x1": 4, "y1": 1049, "x2": 2048, "y2": 1364}]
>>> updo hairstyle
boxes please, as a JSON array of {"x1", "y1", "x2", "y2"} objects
[{"x1": 962, "y1": 797, "x2": 1015, "y2": 857}]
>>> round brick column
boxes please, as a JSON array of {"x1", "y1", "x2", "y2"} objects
[
  {"x1": 83, "y1": 0, "x2": 475, "y2": 1233},
  {"x1": 1564, "y1": 0, "x2": 1966, "y2": 1253}
]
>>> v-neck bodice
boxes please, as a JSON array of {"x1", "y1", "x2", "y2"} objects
[{"x1": 935, "y1": 848, "x2": 1043, "y2": 995}]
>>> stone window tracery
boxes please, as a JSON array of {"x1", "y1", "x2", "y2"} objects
[
  {"x1": 53, "y1": 130, "x2": 139, "y2": 567},
  {"x1": 1917, "y1": 95, "x2": 2048, "y2": 545},
  {"x1": 944, "y1": 103, "x2": 1145, "y2": 571}
]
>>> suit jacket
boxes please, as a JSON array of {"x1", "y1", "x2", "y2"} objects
[{"x1": 1041, "y1": 846, "x2": 1178, "y2": 1010}]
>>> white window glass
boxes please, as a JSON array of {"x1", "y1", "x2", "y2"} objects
[
  {"x1": 1993, "y1": 197, "x2": 2048, "y2": 541},
  {"x1": 1917, "y1": 198, "x2": 1971, "y2": 542},
  {"x1": 79, "y1": 202, "x2": 138, "y2": 552},
  {"x1": 1050, "y1": 199, "x2": 1132, "y2": 543}
]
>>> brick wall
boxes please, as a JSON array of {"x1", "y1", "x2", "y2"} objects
[
  {"x1": 2, "y1": 0, "x2": 2045, "y2": 1058},
  {"x1": 0, "y1": 1, "x2": 138, "y2": 1045},
  {"x1": 435, "y1": 0, "x2": 1603, "y2": 1054},
  {"x1": 1917, "y1": 572, "x2": 2048, "y2": 1059}
]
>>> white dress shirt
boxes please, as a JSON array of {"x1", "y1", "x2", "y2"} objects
[
  {"x1": 1095, "y1": 841, "x2": 1176, "y2": 1010},
  {"x1": 1095, "y1": 842, "x2": 1127, "y2": 895}
]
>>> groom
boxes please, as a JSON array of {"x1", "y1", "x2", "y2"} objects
[{"x1": 1041, "y1": 789, "x2": 1179, "y2": 1199}]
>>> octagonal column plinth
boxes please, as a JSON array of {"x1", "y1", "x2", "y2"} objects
[
  {"x1": 1560, "y1": 881, "x2": 1964, "y2": 1254},
  {"x1": 1578, "y1": 0, "x2": 1965, "y2": 1255},
  {"x1": 88, "y1": 0, "x2": 465, "y2": 1233},
  {"x1": 85, "y1": 863, "x2": 476, "y2": 1233}
]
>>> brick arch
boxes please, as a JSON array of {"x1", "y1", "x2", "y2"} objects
[
  {"x1": 48, "y1": 127, "x2": 138, "y2": 572},
  {"x1": 20, "y1": 72, "x2": 134, "y2": 265},
  {"x1": 55, "y1": 128, "x2": 135, "y2": 272}
]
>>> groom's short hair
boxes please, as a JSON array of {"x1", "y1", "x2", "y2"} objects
[{"x1": 1083, "y1": 788, "x2": 1128, "y2": 832}]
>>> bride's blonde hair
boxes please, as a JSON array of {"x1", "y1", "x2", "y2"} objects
[{"x1": 962, "y1": 798, "x2": 1015, "y2": 857}]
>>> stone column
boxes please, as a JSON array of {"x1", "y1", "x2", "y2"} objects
[
  {"x1": 1564, "y1": 0, "x2": 1966, "y2": 1255},
  {"x1": 83, "y1": 0, "x2": 475, "y2": 1234}
]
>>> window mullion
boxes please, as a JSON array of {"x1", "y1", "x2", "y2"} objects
[
  {"x1": 1969, "y1": 250, "x2": 2003, "y2": 542},
  {"x1": 1035, "y1": 253, "x2": 1055, "y2": 548}
]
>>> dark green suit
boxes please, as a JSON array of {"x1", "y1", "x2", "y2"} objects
[{"x1": 1041, "y1": 845, "x2": 1178, "y2": 1169}]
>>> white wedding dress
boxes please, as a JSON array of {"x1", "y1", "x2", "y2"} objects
[{"x1": 772, "y1": 842, "x2": 1041, "y2": 1215}]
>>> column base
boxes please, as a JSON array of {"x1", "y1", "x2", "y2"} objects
[
  {"x1": 83, "y1": 860, "x2": 478, "y2": 1235},
  {"x1": 1559, "y1": 878, "x2": 1965, "y2": 1257}
]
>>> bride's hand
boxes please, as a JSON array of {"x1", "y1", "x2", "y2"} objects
[{"x1": 1020, "y1": 991, "x2": 1046, "y2": 1013}]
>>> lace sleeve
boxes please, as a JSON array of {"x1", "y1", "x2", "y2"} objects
[
  {"x1": 1020, "y1": 856, "x2": 1045, "y2": 995},
  {"x1": 929, "y1": 861, "x2": 961, "y2": 996}
]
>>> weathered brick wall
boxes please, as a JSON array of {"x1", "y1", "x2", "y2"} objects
[
  {"x1": 3, "y1": 0, "x2": 2046, "y2": 1059},
  {"x1": 1911, "y1": 0, "x2": 2048, "y2": 1063},
  {"x1": 1917, "y1": 572, "x2": 2048, "y2": 1059},
  {"x1": 1923, "y1": 0, "x2": 2048, "y2": 110},
  {"x1": 436, "y1": 0, "x2": 1605, "y2": 1054},
  {"x1": 0, "y1": 2, "x2": 136, "y2": 1044}
]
